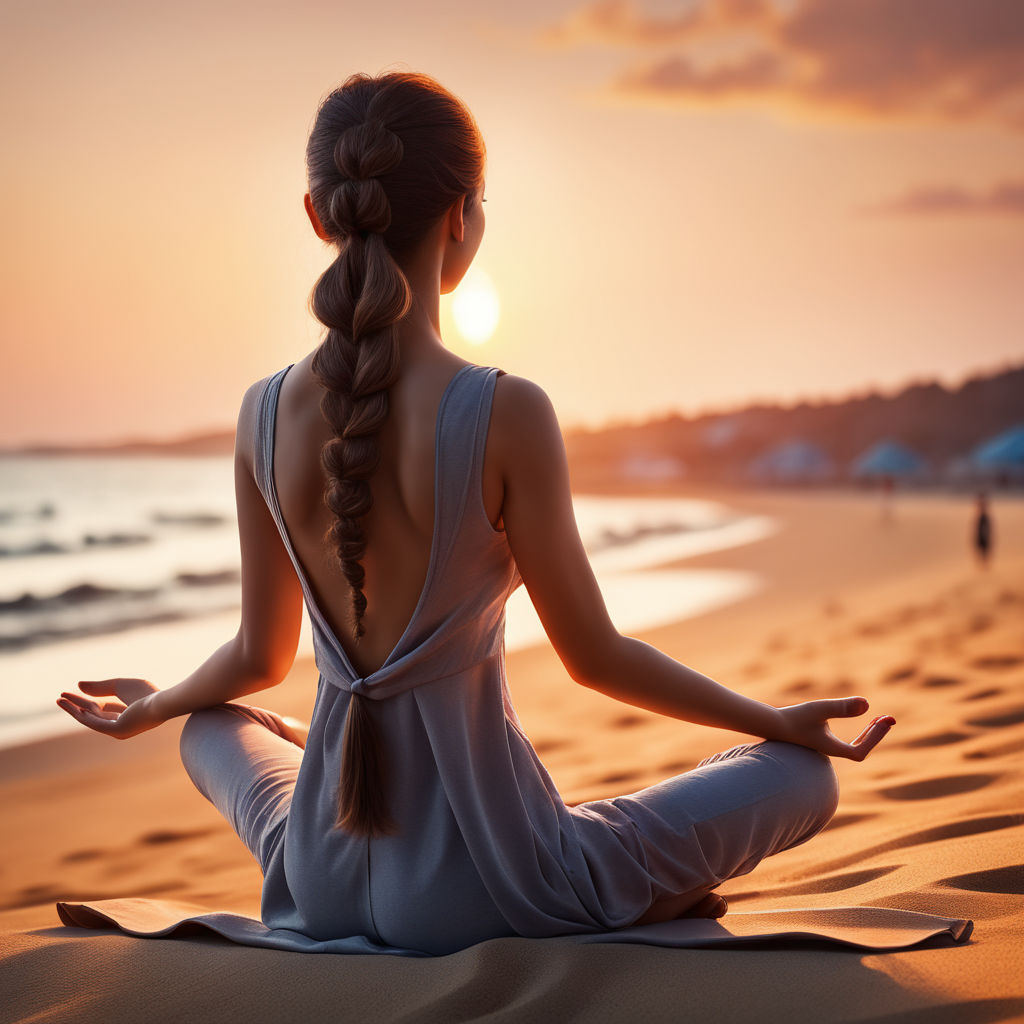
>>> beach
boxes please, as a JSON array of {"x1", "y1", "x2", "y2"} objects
[{"x1": 2, "y1": 486, "x2": 1023, "y2": 1023}]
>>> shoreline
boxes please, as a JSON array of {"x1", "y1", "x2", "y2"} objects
[
  {"x1": 3, "y1": 485, "x2": 1023, "y2": 1022},
  {"x1": 0, "y1": 490, "x2": 769, "y2": 753},
  {"x1": 0, "y1": 486, "x2": 1014, "y2": 778}
]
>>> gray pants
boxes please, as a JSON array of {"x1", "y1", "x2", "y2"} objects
[
  {"x1": 179, "y1": 704, "x2": 838, "y2": 917},
  {"x1": 179, "y1": 703, "x2": 302, "y2": 871}
]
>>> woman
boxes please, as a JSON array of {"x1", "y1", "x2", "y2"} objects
[{"x1": 55, "y1": 71, "x2": 894, "y2": 955}]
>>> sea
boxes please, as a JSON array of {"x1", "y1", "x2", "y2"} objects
[{"x1": 0, "y1": 455, "x2": 778, "y2": 750}]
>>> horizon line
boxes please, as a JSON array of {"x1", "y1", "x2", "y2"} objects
[{"x1": 2, "y1": 355, "x2": 1021, "y2": 454}]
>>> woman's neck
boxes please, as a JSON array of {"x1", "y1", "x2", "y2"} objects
[{"x1": 392, "y1": 245, "x2": 450, "y2": 362}]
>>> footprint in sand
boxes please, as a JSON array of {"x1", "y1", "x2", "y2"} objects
[
  {"x1": 970, "y1": 654, "x2": 1024, "y2": 671},
  {"x1": 922, "y1": 674, "x2": 961, "y2": 688},
  {"x1": 900, "y1": 730, "x2": 973, "y2": 748},
  {"x1": 902, "y1": 814, "x2": 1024, "y2": 846},
  {"x1": 597, "y1": 770, "x2": 645, "y2": 787},
  {"x1": 967, "y1": 706, "x2": 1024, "y2": 728},
  {"x1": 61, "y1": 848, "x2": 104, "y2": 863},
  {"x1": 813, "y1": 814, "x2": 1024, "y2": 874},
  {"x1": 139, "y1": 827, "x2": 214, "y2": 845},
  {"x1": 878, "y1": 774, "x2": 995, "y2": 800},
  {"x1": 5, "y1": 879, "x2": 186, "y2": 911},
  {"x1": 727, "y1": 866, "x2": 898, "y2": 902},
  {"x1": 856, "y1": 621, "x2": 887, "y2": 638},
  {"x1": 783, "y1": 678, "x2": 816, "y2": 695},
  {"x1": 532, "y1": 741, "x2": 573, "y2": 757},
  {"x1": 771, "y1": 866, "x2": 900, "y2": 896},
  {"x1": 612, "y1": 713, "x2": 647, "y2": 729},
  {"x1": 965, "y1": 737, "x2": 1024, "y2": 759},
  {"x1": 60, "y1": 830, "x2": 214, "y2": 866},
  {"x1": 883, "y1": 665, "x2": 917, "y2": 683},
  {"x1": 822, "y1": 812, "x2": 876, "y2": 831},
  {"x1": 939, "y1": 865, "x2": 1024, "y2": 895},
  {"x1": 961, "y1": 687, "x2": 1004, "y2": 702}
]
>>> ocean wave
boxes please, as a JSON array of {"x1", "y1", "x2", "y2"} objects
[
  {"x1": 0, "y1": 531, "x2": 154, "y2": 559},
  {"x1": 0, "y1": 566, "x2": 241, "y2": 616},
  {"x1": 83, "y1": 531, "x2": 152, "y2": 548},
  {"x1": 0, "y1": 539, "x2": 70, "y2": 558},
  {"x1": 586, "y1": 517, "x2": 736, "y2": 555},
  {"x1": 0, "y1": 502, "x2": 56, "y2": 524},
  {"x1": 0, "y1": 581, "x2": 164, "y2": 614},
  {"x1": 151, "y1": 510, "x2": 229, "y2": 527},
  {"x1": 175, "y1": 569, "x2": 241, "y2": 587},
  {"x1": 0, "y1": 603, "x2": 239, "y2": 652}
]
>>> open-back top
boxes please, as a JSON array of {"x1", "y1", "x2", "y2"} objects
[{"x1": 252, "y1": 361, "x2": 691, "y2": 954}]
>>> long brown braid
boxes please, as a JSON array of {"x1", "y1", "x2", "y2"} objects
[{"x1": 304, "y1": 72, "x2": 486, "y2": 836}]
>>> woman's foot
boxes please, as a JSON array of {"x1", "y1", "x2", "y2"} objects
[
  {"x1": 680, "y1": 892, "x2": 728, "y2": 919},
  {"x1": 270, "y1": 712, "x2": 309, "y2": 749},
  {"x1": 227, "y1": 704, "x2": 309, "y2": 749},
  {"x1": 631, "y1": 888, "x2": 728, "y2": 926}
]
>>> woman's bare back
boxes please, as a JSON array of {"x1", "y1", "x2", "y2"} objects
[{"x1": 271, "y1": 350, "x2": 507, "y2": 678}]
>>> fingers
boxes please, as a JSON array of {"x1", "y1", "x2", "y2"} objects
[
  {"x1": 56, "y1": 696, "x2": 118, "y2": 734},
  {"x1": 59, "y1": 692, "x2": 125, "y2": 718},
  {"x1": 843, "y1": 717, "x2": 895, "y2": 760},
  {"x1": 853, "y1": 715, "x2": 893, "y2": 745},
  {"x1": 821, "y1": 696, "x2": 870, "y2": 718},
  {"x1": 78, "y1": 679, "x2": 123, "y2": 696}
]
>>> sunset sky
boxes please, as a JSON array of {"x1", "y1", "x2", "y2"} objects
[{"x1": 2, "y1": 0, "x2": 1022, "y2": 445}]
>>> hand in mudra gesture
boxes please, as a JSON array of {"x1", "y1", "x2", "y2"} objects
[
  {"x1": 777, "y1": 696, "x2": 895, "y2": 761},
  {"x1": 56, "y1": 678, "x2": 165, "y2": 740}
]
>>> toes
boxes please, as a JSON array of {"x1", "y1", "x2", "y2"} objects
[{"x1": 682, "y1": 892, "x2": 728, "y2": 919}]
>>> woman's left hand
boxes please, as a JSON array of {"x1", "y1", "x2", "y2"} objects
[{"x1": 56, "y1": 678, "x2": 165, "y2": 740}]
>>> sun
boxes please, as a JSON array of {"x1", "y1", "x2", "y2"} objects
[{"x1": 452, "y1": 267, "x2": 500, "y2": 345}]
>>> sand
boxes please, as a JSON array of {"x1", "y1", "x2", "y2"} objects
[{"x1": 2, "y1": 487, "x2": 1023, "y2": 1023}]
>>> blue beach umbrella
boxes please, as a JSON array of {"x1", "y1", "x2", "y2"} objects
[
  {"x1": 971, "y1": 424, "x2": 1024, "y2": 471},
  {"x1": 746, "y1": 439, "x2": 835, "y2": 482},
  {"x1": 850, "y1": 440, "x2": 927, "y2": 479}
]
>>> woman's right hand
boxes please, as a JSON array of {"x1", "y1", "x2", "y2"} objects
[
  {"x1": 774, "y1": 696, "x2": 895, "y2": 761},
  {"x1": 57, "y1": 678, "x2": 165, "y2": 740}
]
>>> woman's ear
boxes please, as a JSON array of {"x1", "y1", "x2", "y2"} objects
[
  {"x1": 447, "y1": 193, "x2": 467, "y2": 244},
  {"x1": 304, "y1": 193, "x2": 331, "y2": 241}
]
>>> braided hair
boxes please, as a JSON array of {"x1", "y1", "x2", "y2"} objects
[{"x1": 305, "y1": 72, "x2": 486, "y2": 837}]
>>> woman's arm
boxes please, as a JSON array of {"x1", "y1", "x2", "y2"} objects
[
  {"x1": 491, "y1": 375, "x2": 892, "y2": 761},
  {"x1": 148, "y1": 380, "x2": 304, "y2": 721},
  {"x1": 57, "y1": 381, "x2": 304, "y2": 737}
]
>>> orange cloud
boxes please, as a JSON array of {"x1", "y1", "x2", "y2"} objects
[
  {"x1": 538, "y1": 0, "x2": 780, "y2": 49},
  {"x1": 859, "y1": 180, "x2": 1024, "y2": 217},
  {"x1": 540, "y1": 0, "x2": 1024, "y2": 131}
]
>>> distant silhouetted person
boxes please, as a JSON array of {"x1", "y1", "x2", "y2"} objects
[{"x1": 974, "y1": 492, "x2": 993, "y2": 568}]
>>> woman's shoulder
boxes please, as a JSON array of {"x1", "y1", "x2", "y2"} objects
[
  {"x1": 488, "y1": 371, "x2": 564, "y2": 466},
  {"x1": 490, "y1": 371, "x2": 557, "y2": 424},
  {"x1": 234, "y1": 364, "x2": 294, "y2": 471}
]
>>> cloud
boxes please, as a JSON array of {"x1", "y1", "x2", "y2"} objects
[
  {"x1": 537, "y1": 0, "x2": 780, "y2": 49},
  {"x1": 539, "y1": 0, "x2": 1024, "y2": 131},
  {"x1": 860, "y1": 180, "x2": 1024, "y2": 217}
]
